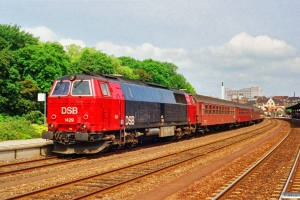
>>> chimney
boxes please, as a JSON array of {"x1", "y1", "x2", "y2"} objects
[
  {"x1": 221, "y1": 82, "x2": 224, "y2": 99},
  {"x1": 294, "y1": 92, "x2": 295, "y2": 97}
]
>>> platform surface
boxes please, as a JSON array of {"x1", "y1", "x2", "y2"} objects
[{"x1": 0, "y1": 138, "x2": 53, "y2": 152}]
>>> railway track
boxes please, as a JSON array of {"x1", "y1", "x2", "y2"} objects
[
  {"x1": 0, "y1": 120, "x2": 272, "y2": 179},
  {"x1": 0, "y1": 156, "x2": 66, "y2": 176},
  {"x1": 0, "y1": 155, "x2": 96, "y2": 177},
  {"x1": 7, "y1": 120, "x2": 277, "y2": 199},
  {"x1": 212, "y1": 119, "x2": 300, "y2": 199}
]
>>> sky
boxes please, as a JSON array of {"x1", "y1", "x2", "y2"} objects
[{"x1": 1, "y1": 0, "x2": 300, "y2": 98}]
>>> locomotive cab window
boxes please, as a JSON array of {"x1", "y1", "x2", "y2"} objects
[
  {"x1": 100, "y1": 83, "x2": 111, "y2": 96},
  {"x1": 72, "y1": 80, "x2": 92, "y2": 96},
  {"x1": 51, "y1": 81, "x2": 70, "y2": 96}
]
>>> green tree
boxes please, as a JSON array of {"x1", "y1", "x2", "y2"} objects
[
  {"x1": 135, "y1": 69, "x2": 152, "y2": 82},
  {"x1": 18, "y1": 79, "x2": 40, "y2": 114},
  {"x1": 118, "y1": 56, "x2": 142, "y2": 70},
  {"x1": 65, "y1": 44, "x2": 83, "y2": 63},
  {"x1": 0, "y1": 24, "x2": 38, "y2": 51},
  {"x1": 15, "y1": 42, "x2": 70, "y2": 93},
  {"x1": 112, "y1": 57, "x2": 139, "y2": 79},
  {"x1": 119, "y1": 56, "x2": 196, "y2": 93},
  {"x1": 0, "y1": 24, "x2": 41, "y2": 115},
  {"x1": 0, "y1": 49, "x2": 21, "y2": 115},
  {"x1": 71, "y1": 48, "x2": 117, "y2": 74}
]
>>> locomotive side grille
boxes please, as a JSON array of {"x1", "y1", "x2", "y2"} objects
[
  {"x1": 125, "y1": 101, "x2": 161, "y2": 128},
  {"x1": 164, "y1": 104, "x2": 187, "y2": 122}
]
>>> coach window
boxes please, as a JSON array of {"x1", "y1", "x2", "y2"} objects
[
  {"x1": 100, "y1": 83, "x2": 111, "y2": 96},
  {"x1": 212, "y1": 106, "x2": 215, "y2": 114},
  {"x1": 205, "y1": 105, "x2": 208, "y2": 115},
  {"x1": 209, "y1": 105, "x2": 212, "y2": 115},
  {"x1": 216, "y1": 106, "x2": 219, "y2": 114}
]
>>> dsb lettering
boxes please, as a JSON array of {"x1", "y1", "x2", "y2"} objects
[{"x1": 62, "y1": 107, "x2": 78, "y2": 114}]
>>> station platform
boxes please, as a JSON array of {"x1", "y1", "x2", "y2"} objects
[{"x1": 0, "y1": 138, "x2": 53, "y2": 161}]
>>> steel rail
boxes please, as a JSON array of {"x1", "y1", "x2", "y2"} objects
[{"x1": 279, "y1": 148, "x2": 300, "y2": 199}]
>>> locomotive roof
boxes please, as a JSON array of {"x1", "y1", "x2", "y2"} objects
[
  {"x1": 57, "y1": 73, "x2": 171, "y2": 90},
  {"x1": 56, "y1": 74, "x2": 94, "y2": 80}
]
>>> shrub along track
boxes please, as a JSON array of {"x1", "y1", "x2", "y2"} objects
[{"x1": 3, "y1": 120, "x2": 275, "y2": 199}]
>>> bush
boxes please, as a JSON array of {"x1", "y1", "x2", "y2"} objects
[
  {"x1": 0, "y1": 118, "x2": 40, "y2": 141},
  {"x1": 0, "y1": 114, "x2": 16, "y2": 122},
  {"x1": 23, "y1": 110, "x2": 45, "y2": 125}
]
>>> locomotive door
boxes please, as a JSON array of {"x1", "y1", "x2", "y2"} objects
[
  {"x1": 117, "y1": 93, "x2": 125, "y2": 129},
  {"x1": 99, "y1": 81, "x2": 112, "y2": 131}
]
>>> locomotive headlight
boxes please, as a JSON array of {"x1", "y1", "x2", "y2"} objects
[
  {"x1": 48, "y1": 122, "x2": 58, "y2": 131},
  {"x1": 68, "y1": 74, "x2": 76, "y2": 81},
  {"x1": 80, "y1": 124, "x2": 87, "y2": 130},
  {"x1": 49, "y1": 123, "x2": 54, "y2": 129},
  {"x1": 80, "y1": 123, "x2": 90, "y2": 131}
]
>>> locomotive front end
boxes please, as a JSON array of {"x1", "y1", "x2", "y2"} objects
[{"x1": 42, "y1": 74, "x2": 111, "y2": 154}]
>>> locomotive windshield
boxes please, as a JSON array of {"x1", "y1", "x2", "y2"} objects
[
  {"x1": 52, "y1": 81, "x2": 70, "y2": 96},
  {"x1": 72, "y1": 80, "x2": 91, "y2": 96}
]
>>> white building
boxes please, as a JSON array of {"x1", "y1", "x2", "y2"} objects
[{"x1": 225, "y1": 86, "x2": 263, "y2": 101}]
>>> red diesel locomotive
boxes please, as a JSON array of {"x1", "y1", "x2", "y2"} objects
[{"x1": 42, "y1": 73, "x2": 264, "y2": 154}]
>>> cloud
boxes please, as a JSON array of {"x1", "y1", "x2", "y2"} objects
[
  {"x1": 94, "y1": 33, "x2": 300, "y2": 97},
  {"x1": 23, "y1": 26, "x2": 57, "y2": 42},
  {"x1": 188, "y1": 33, "x2": 300, "y2": 96},
  {"x1": 208, "y1": 32, "x2": 297, "y2": 60},
  {"x1": 95, "y1": 41, "x2": 188, "y2": 62},
  {"x1": 23, "y1": 26, "x2": 86, "y2": 48}
]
